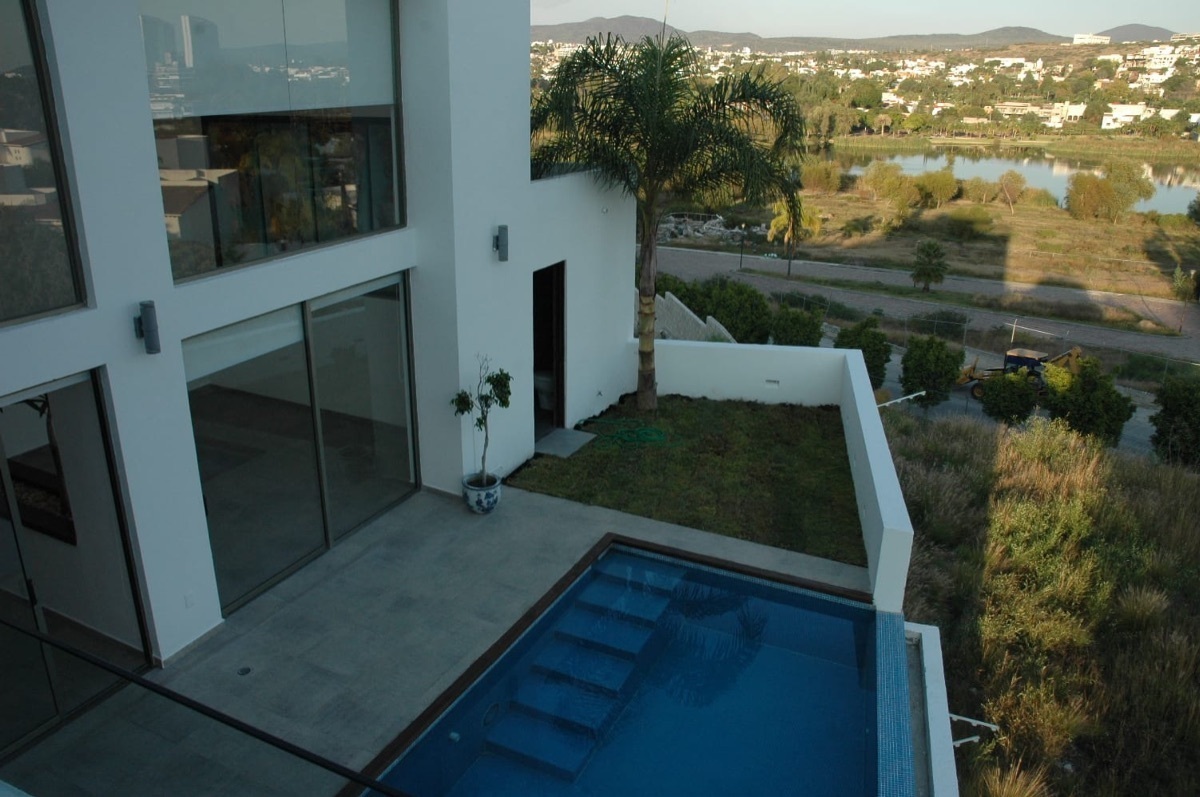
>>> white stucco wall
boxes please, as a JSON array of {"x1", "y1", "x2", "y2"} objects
[
  {"x1": 840, "y1": 354, "x2": 912, "y2": 612},
  {"x1": 407, "y1": 0, "x2": 635, "y2": 493}
]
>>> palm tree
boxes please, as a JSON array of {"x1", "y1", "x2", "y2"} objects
[
  {"x1": 910, "y1": 239, "x2": 948, "y2": 292},
  {"x1": 532, "y1": 34, "x2": 804, "y2": 410},
  {"x1": 768, "y1": 187, "x2": 821, "y2": 277}
]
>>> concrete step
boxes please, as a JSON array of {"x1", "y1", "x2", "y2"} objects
[
  {"x1": 484, "y1": 712, "x2": 594, "y2": 780},
  {"x1": 594, "y1": 553, "x2": 686, "y2": 596},
  {"x1": 576, "y1": 578, "x2": 671, "y2": 627},
  {"x1": 513, "y1": 677, "x2": 621, "y2": 737},
  {"x1": 555, "y1": 607, "x2": 654, "y2": 659},
  {"x1": 531, "y1": 638, "x2": 636, "y2": 695}
]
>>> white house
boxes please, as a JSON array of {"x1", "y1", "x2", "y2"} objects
[
  {"x1": 0, "y1": 0, "x2": 637, "y2": 749},
  {"x1": 1, "y1": 0, "x2": 925, "y2": 788}
]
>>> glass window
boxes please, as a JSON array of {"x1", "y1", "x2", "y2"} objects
[
  {"x1": 311, "y1": 279, "x2": 415, "y2": 538},
  {"x1": 184, "y1": 306, "x2": 326, "y2": 610},
  {"x1": 0, "y1": 0, "x2": 81, "y2": 323},
  {"x1": 183, "y1": 276, "x2": 417, "y2": 611},
  {"x1": 139, "y1": 0, "x2": 399, "y2": 280}
]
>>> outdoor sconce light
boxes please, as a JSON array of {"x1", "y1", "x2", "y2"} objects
[
  {"x1": 133, "y1": 300, "x2": 161, "y2": 354},
  {"x1": 493, "y1": 225, "x2": 509, "y2": 262}
]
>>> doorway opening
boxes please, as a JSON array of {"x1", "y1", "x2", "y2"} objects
[{"x1": 532, "y1": 263, "x2": 565, "y2": 441}]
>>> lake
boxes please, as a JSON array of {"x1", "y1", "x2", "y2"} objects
[{"x1": 833, "y1": 147, "x2": 1200, "y2": 214}]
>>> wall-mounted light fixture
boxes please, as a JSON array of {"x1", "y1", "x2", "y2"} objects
[
  {"x1": 492, "y1": 224, "x2": 509, "y2": 262},
  {"x1": 133, "y1": 300, "x2": 161, "y2": 354}
]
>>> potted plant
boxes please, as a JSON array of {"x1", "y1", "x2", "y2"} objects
[{"x1": 451, "y1": 356, "x2": 512, "y2": 513}]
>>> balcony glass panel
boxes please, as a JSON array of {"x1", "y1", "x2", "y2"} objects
[{"x1": 139, "y1": 0, "x2": 399, "y2": 280}]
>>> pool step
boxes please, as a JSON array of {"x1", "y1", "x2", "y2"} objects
[
  {"x1": 488, "y1": 558, "x2": 684, "y2": 783},
  {"x1": 594, "y1": 554, "x2": 686, "y2": 596},
  {"x1": 484, "y1": 712, "x2": 595, "y2": 780},
  {"x1": 531, "y1": 638, "x2": 636, "y2": 695},
  {"x1": 513, "y1": 677, "x2": 621, "y2": 736},
  {"x1": 555, "y1": 607, "x2": 655, "y2": 660},
  {"x1": 576, "y1": 579, "x2": 671, "y2": 626}
]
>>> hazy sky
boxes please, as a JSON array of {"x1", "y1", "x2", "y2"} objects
[{"x1": 530, "y1": 0, "x2": 1200, "y2": 40}]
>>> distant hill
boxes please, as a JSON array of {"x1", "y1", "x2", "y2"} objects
[
  {"x1": 531, "y1": 16, "x2": 680, "y2": 44},
  {"x1": 532, "y1": 17, "x2": 1069, "y2": 52},
  {"x1": 1097, "y1": 24, "x2": 1174, "y2": 43}
]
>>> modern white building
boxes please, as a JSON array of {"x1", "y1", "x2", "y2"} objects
[
  {"x1": 1073, "y1": 33, "x2": 1112, "y2": 46},
  {"x1": 1, "y1": 1, "x2": 927, "y2": 788},
  {"x1": 0, "y1": 0, "x2": 638, "y2": 755}
]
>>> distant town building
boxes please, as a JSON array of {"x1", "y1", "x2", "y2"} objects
[{"x1": 1073, "y1": 33, "x2": 1112, "y2": 46}]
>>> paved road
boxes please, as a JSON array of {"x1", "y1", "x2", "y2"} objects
[{"x1": 657, "y1": 247, "x2": 1200, "y2": 363}]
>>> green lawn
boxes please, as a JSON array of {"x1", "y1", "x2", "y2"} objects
[{"x1": 508, "y1": 395, "x2": 865, "y2": 566}]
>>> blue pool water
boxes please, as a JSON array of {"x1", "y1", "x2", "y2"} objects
[{"x1": 376, "y1": 546, "x2": 913, "y2": 797}]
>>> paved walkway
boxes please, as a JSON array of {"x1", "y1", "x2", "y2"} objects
[
  {"x1": 658, "y1": 247, "x2": 1200, "y2": 362},
  {"x1": 4, "y1": 489, "x2": 868, "y2": 794}
]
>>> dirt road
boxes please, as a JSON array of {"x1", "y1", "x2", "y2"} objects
[{"x1": 657, "y1": 246, "x2": 1200, "y2": 363}]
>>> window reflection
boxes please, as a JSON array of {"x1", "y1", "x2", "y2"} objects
[
  {"x1": 0, "y1": 0, "x2": 80, "y2": 323},
  {"x1": 139, "y1": 0, "x2": 399, "y2": 280}
]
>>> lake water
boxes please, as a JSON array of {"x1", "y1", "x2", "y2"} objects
[{"x1": 836, "y1": 148, "x2": 1200, "y2": 214}]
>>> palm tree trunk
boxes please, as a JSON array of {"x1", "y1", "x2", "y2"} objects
[{"x1": 636, "y1": 206, "x2": 659, "y2": 412}]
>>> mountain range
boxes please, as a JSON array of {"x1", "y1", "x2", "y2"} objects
[{"x1": 531, "y1": 16, "x2": 1178, "y2": 52}]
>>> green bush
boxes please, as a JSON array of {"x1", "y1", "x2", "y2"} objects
[
  {"x1": 1172, "y1": 266, "x2": 1197, "y2": 302},
  {"x1": 686, "y1": 277, "x2": 771, "y2": 343},
  {"x1": 1151, "y1": 376, "x2": 1200, "y2": 469},
  {"x1": 800, "y1": 160, "x2": 842, "y2": 194},
  {"x1": 835, "y1": 316, "x2": 892, "y2": 389},
  {"x1": 655, "y1": 272, "x2": 691, "y2": 300},
  {"x1": 771, "y1": 306, "x2": 823, "y2": 347},
  {"x1": 962, "y1": 176, "x2": 998, "y2": 204},
  {"x1": 980, "y1": 370, "x2": 1039, "y2": 425},
  {"x1": 1019, "y1": 187, "x2": 1060, "y2": 208},
  {"x1": 901, "y1": 335, "x2": 963, "y2": 409},
  {"x1": 1042, "y1": 359, "x2": 1134, "y2": 446}
]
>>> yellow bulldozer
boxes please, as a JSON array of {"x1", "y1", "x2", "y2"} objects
[{"x1": 957, "y1": 346, "x2": 1084, "y2": 399}]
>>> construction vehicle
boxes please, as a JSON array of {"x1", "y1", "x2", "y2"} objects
[{"x1": 957, "y1": 346, "x2": 1084, "y2": 399}]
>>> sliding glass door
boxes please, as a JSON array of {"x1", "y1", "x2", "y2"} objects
[
  {"x1": 184, "y1": 276, "x2": 416, "y2": 611},
  {"x1": 311, "y1": 280, "x2": 414, "y2": 539},
  {"x1": 184, "y1": 307, "x2": 327, "y2": 609}
]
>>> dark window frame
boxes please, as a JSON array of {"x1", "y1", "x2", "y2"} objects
[{"x1": 0, "y1": 0, "x2": 87, "y2": 327}]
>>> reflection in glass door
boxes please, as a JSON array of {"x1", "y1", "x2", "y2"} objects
[
  {"x1": 0, "y1": 375, "x2": 149, "y2": 754},
  {"x1": 184, "y1": 307, "x2": 327, "y2": 610},
  {"x1": 184, "y1": 275, "x2": 418, "y2": 611},
  {"x1": 311, "y1": 280, "x2": 415, "y2": 538},
  {"x1": 0, "y1": 470, "x2": 58, "y2": 754}
]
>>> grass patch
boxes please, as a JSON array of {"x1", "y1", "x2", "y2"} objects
[
  {"x1": 887, "y1": 413, "x2": 1200, "y2": 794},
  {"x1": 508, "y1": 395, "x2": 865, "y2": 566}
]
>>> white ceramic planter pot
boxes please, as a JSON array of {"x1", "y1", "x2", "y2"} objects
[{"x1": 462, "y1": 473, "x2": 501, "y2": 514}]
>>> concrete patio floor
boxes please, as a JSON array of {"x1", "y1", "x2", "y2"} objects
[{"x1": 3, "y1": 487, "x2": 869, "y2": 793}]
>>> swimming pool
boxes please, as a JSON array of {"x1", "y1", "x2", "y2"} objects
[{"x1": 372, "y1": 544, "x2": 914, "y2": 796}]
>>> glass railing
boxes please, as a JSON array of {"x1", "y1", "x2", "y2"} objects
[{"x1": 0, "y1": 620, "x2": 406, "y2": 797}]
